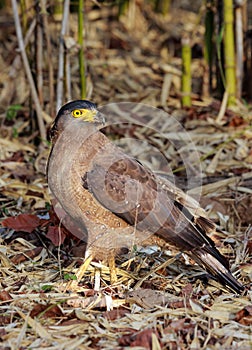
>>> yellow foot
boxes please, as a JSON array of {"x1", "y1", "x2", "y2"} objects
[
  {"x1": 65, "y1": 254, "x2": 93, "y2": 292},
  {"x1": 108, "y1": 255, "x2": 118, "y2": 285}
]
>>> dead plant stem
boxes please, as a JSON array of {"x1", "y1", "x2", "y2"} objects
[{"x1": 11, "y1": 0, "x2": 46, "y2": 140}]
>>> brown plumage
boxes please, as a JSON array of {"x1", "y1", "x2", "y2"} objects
[{"x1": 47, "y1": 100, "x2": 244, "y2": 293}]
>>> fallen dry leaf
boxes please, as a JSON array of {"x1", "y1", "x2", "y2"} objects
[
  {"x1": 2, "y1": 214, "x2": 41, "y2": 233},
  {"x1": 0, "y1": 290, "x2": 13, "y2": 302},
  {"x1": 118, "y1": 328, "x2": 160, "y2": 349},
  {"x1": 30, "y1": 303, "x2": 63, "y2": 319},
  {"x1": 46, "y1": 226, "x2": 67, "y2": 246},
  {"x1": 235, "y1": 305, "x2": 252, "y2": 326},
  {"x1": 10, "y1": 246, "x2": 43, "y2": 264}
]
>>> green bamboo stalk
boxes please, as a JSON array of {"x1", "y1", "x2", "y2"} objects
[
  {"x1": 0, "y1": 1, "x2": 6, "y2": 9},
  {"x1": 118, "y1": 0, "x2": 129, "y2": 18},
  {"x1": 223, "y1": 0, "x2": 236, "y2": 106},
  {"x1": 181, "y1": 35, "x2": 192, "y2": 107},
  {"x1": 155, "y1": 0, "x2": 171, "y2": 15},
  {"x1": 20, "y1": 0, "x2": 28, "y2": 33},
  {"x1": 78, "y1": 0, "x2": 86, "y2": 99},
  {"x1": 53, "y1": 0, "x2": 63, "y2": 19}
]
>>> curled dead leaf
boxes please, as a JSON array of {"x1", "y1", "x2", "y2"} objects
[{"x1": 10, "y1": 246, "x2": 43, "y2": 264}]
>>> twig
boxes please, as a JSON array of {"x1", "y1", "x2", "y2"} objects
[
  {"x1": 65, "y1": 50, "x2": 72, "y2": 101},
  {"x1": 56, "y1": 0, "x2": 70, "y2": 111},
  {"x1": 11, "y1": 0, "x2": 46, "y2": 140},
  {"x1": 23, "y1": 18, "x2": 37, "y2": 48},
  {"x1": 216, "y1": 90, "x2": 228, "y2": 124},
  {"x1": 161, "y1": 73, "x2": 172, "y2": 106}
]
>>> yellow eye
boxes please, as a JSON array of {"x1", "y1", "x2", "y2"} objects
[
  {"x1": 72, "y1": 109, "x2": 84, "y2": 118},
  {"x1": 71, "y1": 108, "x2": 98, "y2": 122}
]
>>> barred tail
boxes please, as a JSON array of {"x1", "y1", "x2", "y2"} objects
[{"x1": 192, "y1": 250, "x2": 244, "y2": 294}]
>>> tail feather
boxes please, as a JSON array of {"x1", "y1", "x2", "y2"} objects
[{"x1": 192, "y1": 250, "x2": 244, "y2": 294}]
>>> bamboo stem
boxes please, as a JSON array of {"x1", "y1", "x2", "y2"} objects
[
  {"x1": 20, "y1": 0, "x2": 28, "y2": 33},
  {"x1": 11, "y1": 0, "x2": 46, "y2": 140},
  {"x1": 181, "y1": 34, "x2": 192, "y2": 107},
  {"x1": 118, "y1": 0, "x2": 128, "y2": 18},
  {"x1": 53, "y1": 0, "x2": 63, "y2": 19},
  {"x1": 224, "y1": 0, "x2": 236, "y2": 106},
  {"x1": 155, "y1": 0, "x2": 171, "y2": 15}
]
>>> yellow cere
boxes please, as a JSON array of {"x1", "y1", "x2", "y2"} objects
[{"x1": 71, "y1": 109, "x2": 97, "y2": 122}]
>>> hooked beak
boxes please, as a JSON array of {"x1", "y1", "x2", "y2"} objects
[{"x1": 94, "y1": 111, "x2": 106, "y2": 125}]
